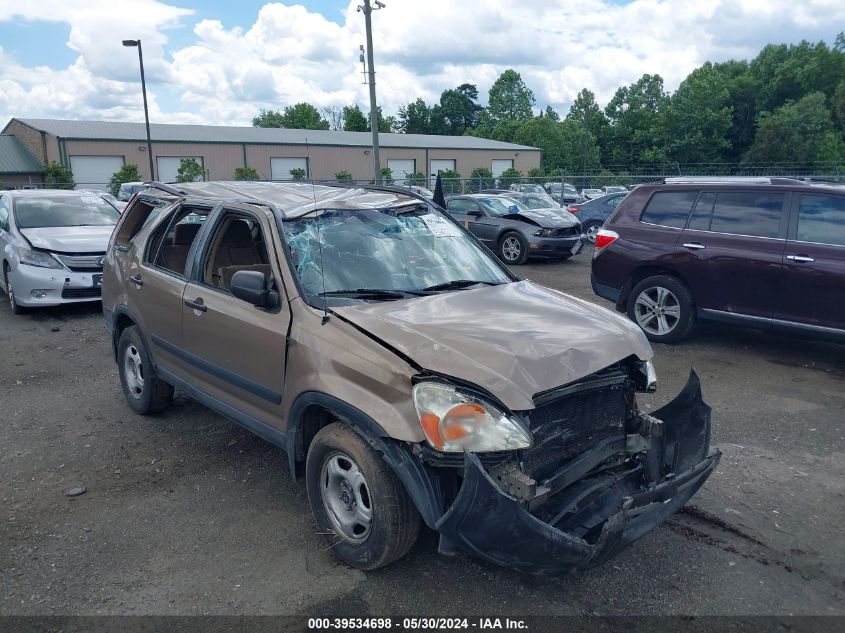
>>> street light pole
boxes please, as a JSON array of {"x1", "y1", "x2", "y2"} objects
[
  {"x1": 122, "y1": 39, "x2": 155, "y2": 181},
  {"x1": 358, "y1": 0, "x2": 384, "y2": 184}
]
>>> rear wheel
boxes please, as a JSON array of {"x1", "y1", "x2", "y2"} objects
[
  {"x1": 117, "y1": 325, "x2": 173, "y2": 414},
  {"x1": 583, "y1": 220, "x2": 603, "y2": 244},
  {"x1": 3, "y1": 264, "x2": 24, "y2": 315},
  {"x1": 498, "y1": 231, "x2": 529, "y2": 265},
  {"x1": 627, "y1": 275, "x2": 695, "y2": 343},
  {"x1": 306, "y1": 423, "x2": 420, "y2": 570}
]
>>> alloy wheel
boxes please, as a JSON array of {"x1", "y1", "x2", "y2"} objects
[
  {"x1": 634, "y1": 286, "x2": 681, "y2": 336},
  {"x1": 502, "y1": 236, "x2": 522, "y2": 262},
  {"x1": 320, "y1": 452, "x2": 373, "y2": 544},
  {"x1": 585, "y1": 224, "x2": 600, "y2": 244}
]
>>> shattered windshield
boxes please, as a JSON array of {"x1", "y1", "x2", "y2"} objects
[{"x1": 282, "y1": 206, "x2": 511, "y2": 304}]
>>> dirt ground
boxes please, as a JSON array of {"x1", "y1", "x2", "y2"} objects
[{"x1": 1, "y1": 250, "x2": 843, "y2": 616}]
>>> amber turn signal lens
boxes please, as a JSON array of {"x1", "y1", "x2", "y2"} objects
[{"x1": 419, "y1": 413, "x2": 443, "y2": 448}]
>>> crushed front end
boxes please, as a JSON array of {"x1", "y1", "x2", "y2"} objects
[{"x1": 425, "y1": 365, "x2": 720, "y2": 574}]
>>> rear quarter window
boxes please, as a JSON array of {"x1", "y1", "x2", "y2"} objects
[
  {"x1": 640, "y1": 191, "x2": 698, "y2": 228},
  {"x1": 796, "y1": 194, "x2": 845, "y2": 246}
]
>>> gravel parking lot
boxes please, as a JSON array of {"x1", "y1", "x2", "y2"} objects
[{"x1": 2, "y1": 250, "x2": 844, "y2": 616}]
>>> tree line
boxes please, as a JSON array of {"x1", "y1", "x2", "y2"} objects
[{"x1": 253, "y1": 34, "x2": 845, "y2": 175}]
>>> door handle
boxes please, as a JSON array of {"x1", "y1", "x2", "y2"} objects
[
  {"x1": 184, "y1": 298, "x2": 207, "y2": 312},
  {"x1": 786, "y1": 255, "x2": 815, "y2": 263},
  {"x1": 129, "y1": 274, "x2": 143, "y2": 286},
  {"x1": 682, "y1": 242, "x2": 705, "y2": 250}
]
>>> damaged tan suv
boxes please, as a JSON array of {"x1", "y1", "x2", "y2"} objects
[{"x1": 102, "y1": 181, "x2": 720, "y2": 573}]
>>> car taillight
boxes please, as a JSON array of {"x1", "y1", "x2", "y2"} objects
[
  {"x1": 594, "y1": 229, "x2": 619, "y2": 249},
  {"x1": 568, "y1": 206, "x2": 580, "y2": 214}
]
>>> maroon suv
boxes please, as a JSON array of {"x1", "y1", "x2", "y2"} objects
[{"x1": 591, "y1": 177, "x2": 845, "y2": 343}]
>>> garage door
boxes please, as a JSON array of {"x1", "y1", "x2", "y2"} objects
[
  {"x1": 430, "y1": 159, "x2": 455, "y2": 177},
  {"x1": 69, "y1": 156, "x2": 124, "y2": 191},
  {"x1": 271, "y1": 158, "x2": 308, "y2": 181},
  {"x1": 157, "y1": 156, "x2": 204, "y2": 183},
  {"x1": 387, "y1": 159, "x2": 416, "y2": 183},
  {"x1": 491, "y1": 159, "x2": 513, "y2": 178}
]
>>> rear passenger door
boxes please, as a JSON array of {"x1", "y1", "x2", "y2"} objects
[
  {"x1": 181, "y1": 205, "x2": 290, "y2": 429},
  {"x1": 774, "y1": 192, "x2": 845, "y2": 333},
  {"x1": 127, "y1": 203, "x2": 211, "y2": 381},
  {"x1": 676, "y1": 189, "x2": 789, "y2": 320}
]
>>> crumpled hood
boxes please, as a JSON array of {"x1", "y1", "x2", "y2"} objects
[
  {"x1": 20, "y1": 226, "x2": 114, "y2": 253},
  {"x1": 333, "y1": 280, "x2": 652, "y2": 411},
  {"x1": 504, "y1": 209, "x2": 579, "y2": 228}
]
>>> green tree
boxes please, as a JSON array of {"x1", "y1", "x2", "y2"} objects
[
  {"x1": 342, "y1": 105, "x2": 369, "y2": 132},
  {"x1": 439, "y1": 84, "x2": 483, "y2": 134},
  {"x1": 44, "y1": 161, "x2": 74, "y2": 189},
  {"x1": 370, "y1": 106, "x2": 395, "y2": 133},
  {"x1": 176, "y1": 158, "x2": 204, "y2": 183},
  {"x1": 406, "y1": 171, "x2": 426, "y2": 186},
  {"x1": 487, "y1": 69, "x2": 535, "y2": 125},
  {"x1": 743, "y1": 92, "x2": 845, "y2": 165},
  {"x1": 665, "y1": 63, "x2": 733, "y2": 163},
  {"x1": 233, "y1": 166, "x2": 260, "y2": 180},
  {"x1": 465, "y1": 167, "x2": 495, "y2": 192},
  {"x1": 380, "y1": 167, "x2": 394, "y2": 185},
  {"x1": 543, "y1": 106, "x2": 560, "y2": 121},
  {"x1": 335, "y1": 170, "x2": 353, "y2": 183},
  {"x1": 566, "y1": 89, "x2": 610, "y2": 166},
  {"x1": 527, "y1": 167, "x2": 546, "y2": 180},
  {"x1": 714, "y1": 60, "x2": 763, "y2": 162},
  {"x1": 397, "y1": 99, "x2": 433, "y2": 134},
  {"x1": 604, "y1": 74, "x2": 669, "y2": 166},
  {"x1": 832, "y1": 80, "x2": 845, "y2": 136},
  {"x1": 252, "y1": 103, "x2": 329, "y2": 130},
  {"x1": 289, "y1": 167, "x2": 307, "y2": 181},
  {"x1": 435, "y1": 168, "x2": 462, "y2": 194},
  {"x1": 497, "y1": 167, "x2": 522, "y2": 188},
  {"x1": 109, "y1": 163, "x2": 141, "y2": 197}
]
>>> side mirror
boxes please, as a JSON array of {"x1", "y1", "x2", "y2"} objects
[
  {"x1": 467, "y1": 209, "x2": 483, "y2": 217},
  {"x1": 231, "y1": 270, "x2": 279, "y2": 309}
]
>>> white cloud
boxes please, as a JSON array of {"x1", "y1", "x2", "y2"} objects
[{"x1": 1, "y1": 0, "x2": 844, "y2": 126}]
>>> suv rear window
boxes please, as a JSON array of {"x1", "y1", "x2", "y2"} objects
[
  {"x1": 641, "y1": 191, "x2": 698, "y2": 228},
  {"x1": 709, "y1": 191, "x2": 784, "y2": 238}
]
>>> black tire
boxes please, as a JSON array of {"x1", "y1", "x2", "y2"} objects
[
  {"x1": 626, "y1": 275, "x2": 695, "y2": 344},
  {"x1": 3, "y1": 263, "x2": 25, "y2": 315},
  {"x1": 306, "y1": 423, "x2": 420, "y2": 570},
  {"x1": 582, "y1": 220, "x2": 603, "y2": 244},
  {"x1": 117, "y1": 325, "x2": 173, "y2": 414},
  {"x1": 497, "y1": 231, "x2": 529, "y2": 265}
]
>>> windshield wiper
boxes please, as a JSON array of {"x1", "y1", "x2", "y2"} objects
[
  {"x1": 318, "y1": 288, "x2": 423, "y2": 300},
  {"x1": 421, "y1": 279, "x2": 504, "y2": 292}
]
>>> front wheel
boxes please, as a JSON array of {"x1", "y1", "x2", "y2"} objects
[
  {"x1": 627, "y1": 275, "x2": 695, "y2": 343},
  {"x1": 498, "y1": 231, "x2": 529, "y2": 265},
  {"x1": 3, "y1": 264, "x2": 25, "y2": 315},
  {"x1": 117, "y1": 325, "x2": 174, "y2": 414},
  {"x1": 306, "y1": 423, "x2": 420, "y2": 570}
]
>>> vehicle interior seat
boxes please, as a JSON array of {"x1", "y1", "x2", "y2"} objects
[
  {"x1": 157, "y1": 222, "x2": 201, "y2": 273},
  {"x1": 210, "y1": 219, "x2": 267, "y2": 288}
]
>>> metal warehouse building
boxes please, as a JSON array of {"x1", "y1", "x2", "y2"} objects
[{"x1": 1, "y1": 118, "x2": 541, "y2": 190}]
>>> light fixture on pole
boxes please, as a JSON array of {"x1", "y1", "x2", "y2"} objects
[
  {"x1": 122, "y1": 39, "x2": 155, "y2": 181},
  {"x1": 357, "y1": 0, "x2": 385, "y2": 184}
]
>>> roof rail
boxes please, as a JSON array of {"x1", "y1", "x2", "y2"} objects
[
  {"x1": 663, "y1": 176, "x2": 804, "y2": 185},
  {"x1": 142, "y1": 180, "x2": 192, "y2": 196}
]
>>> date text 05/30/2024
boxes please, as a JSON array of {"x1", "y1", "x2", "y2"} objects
[{"x1": 308, "y1": 618, "x2": 529, "y2": 630}]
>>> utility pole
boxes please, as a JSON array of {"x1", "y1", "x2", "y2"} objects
[{"x1": 358, "y1": 0, "x2": 385, "y2": 184}]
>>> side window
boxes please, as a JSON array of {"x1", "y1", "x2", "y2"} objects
[
  {"x1": 447, "y1": 199, "x2": 470, "y2": 214},
  {"x1": 687, "y1": 192, "x2": 715, "y2": 230},
  {"x1": 148, "y1": 206, "x2": 209, "y2": 276},
  {"x1": 606, "y1": 195, "x2": 624, "y2": 209},
  {"x1": 201, "y1": 212, "x2": 273, "y2": 293},
  {"x1": 114, "y1": 198, "x2": 168, "y2": 247},
  {"x1": 710, "y1": 191, "x2": 784, "y2": 239},
  {"x1": 0, "y1": 196, "x2": 9, "y2": 232},
  {"x1": 796, "y1": 195, "x2": 845, "y2": 246},
  {"x1": 641, "y1": 191, "x2": 698, "y2": 228}
]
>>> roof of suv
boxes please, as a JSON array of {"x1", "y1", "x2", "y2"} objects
[
  {"x1": 648, "y1": 176, "x2": 845, "y2": 194},
  {"x1": 141, "y1": 180, "x2": 424, "y2": 219}
]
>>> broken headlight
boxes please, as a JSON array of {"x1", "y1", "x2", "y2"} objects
[{"x1": 412, "y1": 381, "x2": 532, "y2": 452}]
